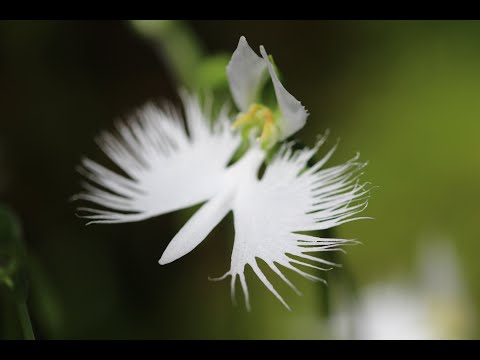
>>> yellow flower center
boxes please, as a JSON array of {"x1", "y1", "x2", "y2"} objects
[{"x1": 232, "y1": 103, "x2": 279, "y2": 149}]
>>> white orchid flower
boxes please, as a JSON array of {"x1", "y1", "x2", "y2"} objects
[{"x1": 74, "y1": 36, "x2": 370, "y2": 310}]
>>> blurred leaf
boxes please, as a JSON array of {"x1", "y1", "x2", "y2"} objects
[
  {"x1": 129, "y1": 20, "x2": 204, "y2": 89},
  {"x1": 0, "y1": 204, "x2": 35, "y2": 339},
  {"x1": 194, "y1": 54, "x2": 230, "y2": 92},
  {"x1": 129, "y1": 20, "x2": 177, "y2": 39},
  {"x1": 29, "y1": 254, "x2": 64, "y2": 338},
  {"x1": 0, "y1": 204, "x2": 28, "y2": 302}
]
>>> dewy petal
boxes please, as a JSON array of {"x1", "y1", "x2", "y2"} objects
[
  {"x1": 260, "y1": 46, "x2": 308, "y2": 140},
  {"x1": 227, "y1": 36, "x2": 268, "y2": 112},
  {"x1": 73, "y1": 93, "x2": 241, "y2": 224},
  {"x1": 218, "y1": 134, "x2": 370, "y2": 310}
]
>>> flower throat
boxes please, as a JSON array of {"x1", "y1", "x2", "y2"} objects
[{"x1": 232, "y1": 103, "x2": 279, "y2": 150}]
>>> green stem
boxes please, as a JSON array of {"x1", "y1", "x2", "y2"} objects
[
  {"x1": 130, "y1": 20, "x2": 205, "y2": 89},
  {"x1": 17, "y1": 302, "x2": 35, "y2": 340},
  {"x1": 318, "y1": 227, "x2": 337, "y2": 319},
  {"x1": 340, "y1": 259, "x2": 359, "y2": 339},
  {"x1": 320, "y1": 269, "x2": 331, "y2": 318}
]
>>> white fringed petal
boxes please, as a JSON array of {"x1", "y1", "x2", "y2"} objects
[
  {"x1": 159, "y1": 188, "x2": 234, "y2": 265},
  {"x1": 259, "y1": 46, "x2": 308, "y2": 140},
  {"x1": 215, "y1": 134, "x2": 370, "y2": 310},
  {"x1": 159, "y1": 147, "x2": 266, "y2": 265},
  {"x1": 227, "y1": 36, "x2": 268, "y2": 112},
  {"x1": 74, "y1": 94, "x2": 241, "y2": 224}
]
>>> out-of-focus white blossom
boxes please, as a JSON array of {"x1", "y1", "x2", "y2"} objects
[{"x1": 330, "y1": 240, "x2": 475, "y2": 339}]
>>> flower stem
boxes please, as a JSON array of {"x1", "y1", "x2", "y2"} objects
[
  {"x1": 130, "y1": 20, "x2": 204, "y2": 89},
  {"x1": 318, "y1": 228, "x2": 336, "y2": 319},
  {"x1": 17, "y1": 302, "x2": 35, "y2": 340}
]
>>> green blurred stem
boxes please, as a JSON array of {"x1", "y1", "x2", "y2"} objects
[
  {"x1": 17, "y1": 302, "x2": 35, "y2": 340},
  {"x1": 156, "y1": 25, "x2": 204, "y2": 88},
  {"x1": 320, "y1": 251, "x2": 335, "y2": 319},
  {"x1": 319, "y1": 228, "x2": 336, "y2": 319},
  {"x1": 131, "y1": 20, "x2": 205, "y2": 89}
]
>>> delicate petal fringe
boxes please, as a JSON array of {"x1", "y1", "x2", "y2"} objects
[
  {"x1": 216, "y1": 132, "x2": 371, "y2": 310},
  {"x1": 74, "y1": 94, "x2": 241, "y2": 224}
]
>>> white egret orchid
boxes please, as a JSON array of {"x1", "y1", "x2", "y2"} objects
[{"x1": 74, "y1": 36, "x2": 370, "y2": 310}]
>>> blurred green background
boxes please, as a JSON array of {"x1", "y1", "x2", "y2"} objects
[{"x1": 0, "y1": 20, "x2": 479, "y2": 339}]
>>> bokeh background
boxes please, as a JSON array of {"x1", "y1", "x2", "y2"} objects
[{"x1": 0, "y1": 20, "x2": 479, "y2": 339}]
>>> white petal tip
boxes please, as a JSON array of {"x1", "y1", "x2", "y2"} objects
[
  {"x1": 208, "y1": 272, "x2": 231, "y2": 282},
  {"x1": 158, "y1": 251, "x2": 176, "y2": 265},
  {"x1": 158, "y1": 258, "x2": 168, "y2": 265},
  {"x1": 259, "y1": 45, "x2": 267, "y2": 58}
]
